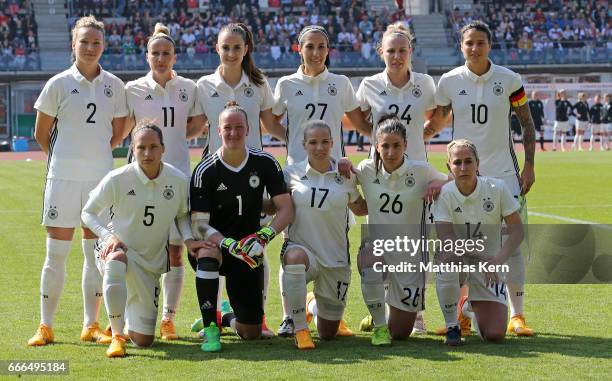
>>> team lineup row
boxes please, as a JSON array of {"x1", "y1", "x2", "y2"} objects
[{"x1": 26, "y1": 15, "x2": 537, "y2": 357}]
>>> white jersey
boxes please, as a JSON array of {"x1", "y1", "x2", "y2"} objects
[
  {"x1": 433, "y1": 177, "x2": 520, "y2": 256},
  {"x1": 34, "y1": 64, "x2": 128, "y2": 181},
  {"x1": 197, "y1": 70, "x2": 274, "y2": 153},
  {"x1": 356, "y1": 71, "x2": 436, "y2": 161},
  {"x1": 125, "y1": 72, "x2": 202, "y2": 176},
  {"x1": 355, "y1": 156, "x2": 446, "y2": 225},
  {"x1": 82, "y1": 161, "x2": 190, "y2": 273},
  {"x1": 273, "y1": 67, "x2": 359, "y2": 164},
  {"x1": 284, "y1": 159, "x2": 361, "y2": 267},
  {"x1": 435, "y1": 62, "x2": 528, "y2": 178}
]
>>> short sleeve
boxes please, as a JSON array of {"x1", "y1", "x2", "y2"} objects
[
  {"x1": 346, "y1": 176, "x2": 361, "y2": 203},
  {"x1": 189, "y1": 85, "x2": 203, "y2": 117},
  {"x1": 499, "y1": 181, "x2": 520, "y2": 217},
  {"x1": 113, "y1": 81, "x2": 129, "y2": 118},
  {"x1": 189, "y1": 162, "x2": 213, "y2": 213},
  {"x1": 434, "y1": 75, "x2": 452, "y2": 107},
  {"x1": 34, "y1": 79, "x2": 60, "y2": 117},
  {"x1": 264, "y1": 156, "x2": 288, "y2": 197},
  {"x1": 433, "y1": 188, "x2": 453, "y2": 223},
  {"x1": 423, "y1": 75, "x2": 437, "y2": 111},
  {"x1": 272, "y1": 78, "x2": 286, "y2": 116},
  {"x1": 355, "y1": 79, "x2": 370, "y2": 112},
  {"x1": 124, "y1": 84, "x2": 136, "y2": 118},
  {"x1": 342, "y1": 76, "x2": 359, "y2": 112},
  {"x1": 260, "y1": 78, "x2": 275, "y2": 111}
]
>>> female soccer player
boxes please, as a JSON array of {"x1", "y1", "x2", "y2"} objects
[
  {"x1": 124, "y1": 23, "x2": 205, "y2": 341},
  {"x1": 354, "y1": 116, "x2": 447, "y2": 346},
  {"x1": 588, "y1": 94, "x2": 604, "y2": 151},
  {"x1": 190, "y1": 103, "x2": 293, "y2": 352},
  {"x1": 195, "y1": 23, "x2": 285, "y2": 336},
  {"x1": 434, "y1": 139, "x2": 523, "y2": 345},
  {"x1": 425, "y1": 20, "x2": 536, "y2": 337},
  {"x1": 572, "y1": 92, "x2": 589, "y2": 151},
  {"x1": 82, "y1": 122, "x2": 200, "y2": 357},
  {"x1": 552, "y1": 90, "x2": 572, "y2": 152},
  {"x1": 356, "y1": 22, "x2": 437, "y2": 162},
  {"x1": 273, "y1": 25, "x2": 371, "y2": 336},
  {"x1": 282, "y1": 120, "x2": 367, "y2": 350},
  {"x1": 28, "y1": 16, "x2": 127, "y2": 346}
]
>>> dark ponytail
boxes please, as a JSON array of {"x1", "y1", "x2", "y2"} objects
[
  {"x1": 374, "y1": 115, "x2": 407, "y2": 176},
  {"x1": 219, "y1": 23, "x2": 265, "y2": 87}
]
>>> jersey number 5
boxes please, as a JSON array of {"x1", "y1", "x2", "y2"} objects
[{"x1": 143, "y1": 205, "x2": 155, "y2": 226}]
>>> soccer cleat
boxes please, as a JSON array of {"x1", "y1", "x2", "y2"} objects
[
  {"x1": 458, "y1": 296, "x2": 472, "y2": 336},
  {"x1": 106, "y1": 335, "x2": 127, "y2": 358},
  {"x1": 371, "y1": 325, "x2": 392, "y2": 346},
  {"x1": 191, "y1": 318, "x2": 204, "y2": 333},
  {"x1": 359, "y1": 314, "x2": 373, "y2": 332},
  {"x1": 294, "y1": 328, "x2": 315, "y2": 350},
  {"x1": 160, "y1": 319, "x2": 179, "y2": 340},
  {"x1": 305, "y1": 292, "x2": 315, "y2": 324},
  {"x1": 261, "y1": 314, "x2": 275, "y2": 338},
  {"x1": 201, "y1": 323, "x2": 221, "y2": 352},
  {"x1": 336, "y1": 319, "x2": 354, "y2": 337},
  {"x1": 278, "y1": 318, "x2": 295, "y2": 337},
  {"x1": 80, "y1": 322, "x2": 112, "y2": 344},
  {"x1": 412, "y1": 314, "x2": 426, "y2": 335},
  {"x1": 103, "y1": 324, "x2": 112, "y2": 337},
  {"x1": 27, "y1": 324, "x2": 54, "y2": 346},
  {"x1": 434, "y1": 326, "x2": 447, "y2": 336},
  {"x1": 444, "y1": 325, "x2": 463, "y2": 346},
  {"x1": 507, "y1": 314, "x2": 534, "y2": 337}
]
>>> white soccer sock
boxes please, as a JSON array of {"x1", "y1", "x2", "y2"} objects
[
  {"x1": 360, "y1": 268, "x2": 386, "y2": 327},
  {"x1": 279, "y1": 265, "x2": 291, "y2": 319},
  {"x1": 552, "y1": 129, "x2": 557, "y2": 149},
  {"x1": 103, "y1": 260, "x2": 127, "y2": 337},
  {"x1": 506, "y1": 253, "x2": 525, "y2": 316},
  {"x1": 463, "y1": 300, "x2": 481, "y2": 338},
  {"x1": 81, "y1": 238, "x2": 102, "y2": 327},
  {"x1": 40, "y1": 238, "x2": 71, "y2": 327},
  {"x1": 263, "y1": 253, "x2": 270, "y2": 310},
  {"x1": 560, "y1": 134, "x2": 566, "y2": 147},
  {"x1": 436, "y1": 272, "x2": 460, "y2": 328},
  {"x1": 162, "y1": 265, "x2": 184, "y2": 321},
  {"x1": 578, "y1": 134, "x2": 584, "y2": 147},
  {"x1": 282, "y1": 264, "x2": 307, "y2": 330},
  {"x1": 306, "y1": 296, "x2": 318, "y2": 326}
]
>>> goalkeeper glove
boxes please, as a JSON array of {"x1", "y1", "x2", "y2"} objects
[
  {"x1": 220, "y1": 237, "x2": 258, "y2": 269},
  {"x1": 255, "y1": 226, "x2": 277, "y2": 244}
]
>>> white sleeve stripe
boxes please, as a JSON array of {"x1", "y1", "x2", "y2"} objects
[{"x1": 193, "y1": 154, "x2": 219, "y2": 188}]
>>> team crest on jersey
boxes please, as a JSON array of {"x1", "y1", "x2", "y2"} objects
[
  {"x1": 405, "y1": 175, "x2": 416, "y2": 187},
  {"x1": 334, "y1": 174, "x2": 344, "y2": 184},
  {"x1": 327, "y1": 84, "x2": 337, "y2": 96},
  {"x1": 493, "y1": 82, "x2": 504, "y2": 96},
  {"x1": 412, "y1": 86, "x2": 422, "y2": 98},
  {"x1": 163, "y1": 185, "x2": 174, "y2": 200},
  {"x1": 483, "y1": 198, "x2": 494, "y2": 212},
  {"x1": 179, "y1": 89, "x2": 188, "y2": 102},
  {"x1": 249, "y1": 173, "x2": 260, "y2": 188},
  {"x1": 104, "y1": 85, "x2": 113, "y2": 98},
  {"x1": 47, "y1": 206, "x2": 58, "y2": 220},
  {"x1": 244, "y1": 86, "x2": 254, "y2": 98}
]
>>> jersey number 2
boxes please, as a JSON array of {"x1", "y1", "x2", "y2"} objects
[{"x1": 86, "y1": 103, "x2": 96, "y2": 124}]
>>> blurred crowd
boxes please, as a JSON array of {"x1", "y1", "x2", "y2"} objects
[{"x1": 0, "y1": 0, "x2": 39, "y2": 70}]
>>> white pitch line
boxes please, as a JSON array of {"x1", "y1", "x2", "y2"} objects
[
  {"x1": 530, "y1": 204, "x2": 612, "y2": 209},
  {"x1": 527, "y1": 211, "x2": 601, "y2": 224}
]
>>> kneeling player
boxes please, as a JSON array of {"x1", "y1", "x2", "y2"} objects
[
  {"x1": 189, "y1": 103, "x2": 293, "y2": 352},
  {"x1": 434, "y1": 139, "x2": 523, "y2": 345},
  {"x1": 81, "y1": 122, "x2": 201, "y2": 357},
  {"x1": 281, "y1": 121, "x2": 367, "y2": 350}
]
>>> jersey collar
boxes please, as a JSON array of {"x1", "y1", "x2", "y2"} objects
[
  {"x1": 211, "y1": 69, "x2": 250, "y2": 91},
  {"x1": 70, "y1": 64, "x2": 104, "y2": 85},
  {"x1": 145, "y1": 71, "x2": 178, "y2": 91},
  {"x1": 217, "y1": 146, "x2": 250, "y2": 172},
  {"x1": 296, "y1": 66, "x2": 329, "y2": 83},
  {"x1": 382, "y1": 70, "x2": 415, "y2": 91},
  {"x1": 450, "y1": 176, "x2": 482, "y2": 203},
  {"x1": 463, "y1": 60, "x2": 495, "y2": 82},
  {"x1": 304, "y1": 157, "x2": 339, "y2": 176},
  {"x1": 134, "y1": 161, "x2": 165, "y2": 185},
  {"x1": 380, "y1": 154, "x2": 409, "y2": 180}
]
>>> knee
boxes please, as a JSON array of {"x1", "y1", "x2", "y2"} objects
[
  {"x1": 390, "y1": 330, "x2": 411, "y2": 340},
  {"x1": 237, "y1": 327, "x2": 261, "y2": 340},
  {"x1": 130, "y1": 334, "x2": 154, "y2": 347},
  {"x1": 282, "y1": 249, "x2": 308, "y2": 267},
  {"x1": 318, "y1": 328, "x2": 337, "y2": 341},
  {"x1": 482, "y1": 330, "x2": 506, "y2": 343},
  {"x1": 107, "y1": 251, "x2": 128, "y2": 263},
  {"x1": 197, "y1": 246, "x2": 221, "y2": 261}
]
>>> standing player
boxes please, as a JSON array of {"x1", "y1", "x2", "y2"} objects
[
  {"x1": 195, "y1": 23, "x2": 285, "y2": 337},
  {"x1": 588, "y1": 94, "x2": 605, "y2": 151},
  {"x1": 272, "y1": 25, "x2": 371, "y2": 337},
  {"x1": 604, "y1": 93, "x2": 612, "y2": 150},
  {"x1": 355, "y1": 116, "x2": 447, "y2": 346},
  {"x1": 552, "y1": 90, "x2": 572, "y2": 151},
  {"x1": 425, "y1": 21, "x2": 536, "y2": 337},
  {"x1": 82, "y1": 122, "x2": 200, "y2": 357},
  {"x1": 528, "y1": 91, "x2": 546, "y2": 151},
  {"x1": 282, "y1": 120, "x2": 367, "y2": 350},
  {"x1": 28, "y1": 16, "x2": 127, "y2": 346},
  {"x1": 190, "y1": 103, "x2": 293, "y2": 352},
  {"x1": 572, "y1": 93, "x2": 589, "y2": 151},
  {"x1": 124, "y1": 23, "x2": 205, "y2": 341},
  {"x1": 434, "y1": 139, "x2": 523, "y2": 345}
]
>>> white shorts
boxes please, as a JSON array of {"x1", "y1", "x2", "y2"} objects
[
  {"x1": 498, "y1": 174, "x2": 524, "y2": 274},
  {"x1": 466, "y1": 270, "x2": 508, "y2": 306},
  {"x1": 604, "y1": 124, "x2": 612, "y2": 133},
  {"x1": 42, "y1": 178, "x2": 103, "y2": 228},
  {"x1": 285, "y1": 242, "x2": 351, "y2": 321},
  {"x1": 554, "y1": 121, "x2": 569, "y2": 132},
  {"x1": 95, "y1": 242, "x2": 161, "y2": 336},
  {"x1": 575, "y1": 120, "x2": 589, "y2": 131},
  {"x1": 590, "y1": 124, "x2": 602, "y2": 134},
  {"x1": 385, "y1": 271, "x2": 426, "y2": 313}
]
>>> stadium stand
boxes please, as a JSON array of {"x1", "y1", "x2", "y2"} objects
[{"x1": 0, "y1": 0, "x2": 39, "y2": 70}]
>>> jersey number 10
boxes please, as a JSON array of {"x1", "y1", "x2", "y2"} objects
[{"x1": 470, "y1": 104, "x2": 488, "y2": 124}]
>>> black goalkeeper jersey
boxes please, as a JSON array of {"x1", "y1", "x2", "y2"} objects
[
  {"x1": 589, "y1": 103, "x2": 604, "y2": 124},
  {"x1": 555, "y1": 99, "x2": 572, "y2": 122},
  {"x1": 573, "y1": 101, "x2": 590, "y2": 122},
  {"x1": 190, "y1": 146, "x2": 287, "y2": 239}
]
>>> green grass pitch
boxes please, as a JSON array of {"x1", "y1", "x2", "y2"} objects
[{"x1": 0, "y1": 151, "x2": 611, "y2": 380}]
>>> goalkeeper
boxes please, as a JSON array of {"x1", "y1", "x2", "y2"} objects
[{"x1": 188, "y1": 104, "x2": 293, "y2": 352}]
